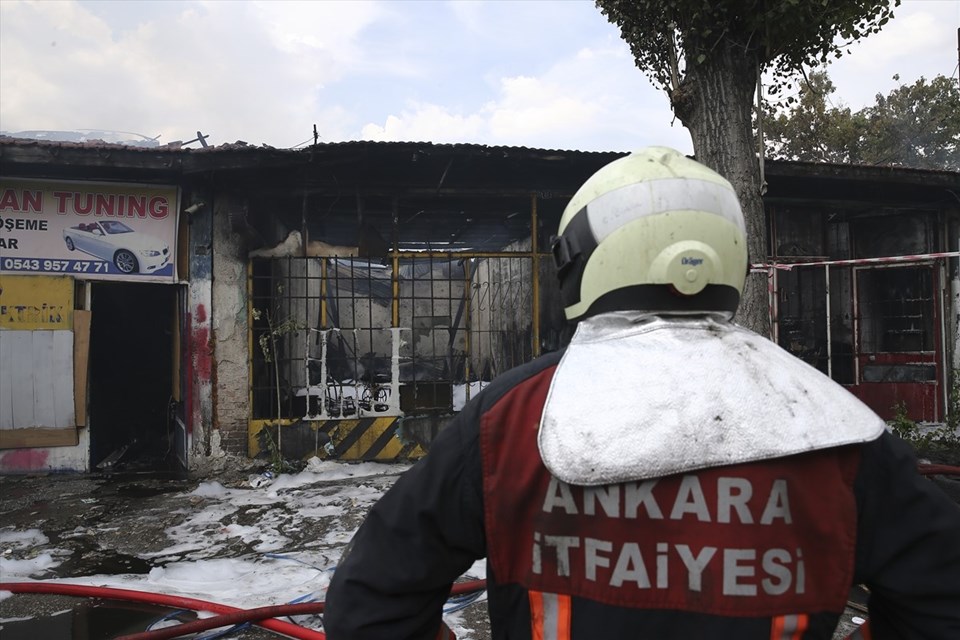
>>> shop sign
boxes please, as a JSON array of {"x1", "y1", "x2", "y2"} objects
[{"x1": 0, "y1": 178, "x2": 179, "y2": 282}]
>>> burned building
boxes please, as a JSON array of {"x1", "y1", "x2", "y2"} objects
[
  {"x1": 763, "y1": 161, "x2": 960, "y2": 423},
  {"x1": 0, "y1": 137, "x2": 957, "y2": 473}
]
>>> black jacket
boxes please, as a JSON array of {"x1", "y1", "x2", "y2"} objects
[{"x1": 324, "y1": 351, "x2": 960, "y2": 639}]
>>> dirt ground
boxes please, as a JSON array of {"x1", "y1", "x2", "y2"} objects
[
  {"x1": 1, "y1": 465, "x2": 957, "y2": 639},
  {"x1": 0, "y1": 465, "x2": 483, "y2": 640},
  {"x1": 0, "y1": 468, "x2": 314, "y2": 640}
]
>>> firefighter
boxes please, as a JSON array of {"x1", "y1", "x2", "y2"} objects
[{"x1": 323, "y1": 147, "x2": 960, "y2": 639}]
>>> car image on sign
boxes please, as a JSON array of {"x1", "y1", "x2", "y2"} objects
[{"x1": 62, "y1": 220, "x2": 170, "y2": 274}]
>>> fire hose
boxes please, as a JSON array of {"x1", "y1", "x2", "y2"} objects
[
  {"x1": 0, "y1": 578, "x2": 873, "y2": 640},
  {"x1": 118, "y1": 602, "x2": 326, "y2": 640},
  {"x1": 3, "y1": 468, "x2": 957, "y2": 638},
  {"x1": 917, "y1": 463, "x2": 960, "y2": 476},
  {"x1": 0, "y1": 581, "x2": 325, "y2": 639},
  {"x1": 0, "y1": 579, "x2": 487, "y2": 640}
]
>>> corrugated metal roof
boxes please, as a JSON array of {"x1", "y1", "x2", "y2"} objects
[
  {"x1": 3, "y1": 134, "x2": 955, "y2": 180},
  {"x1": 0, "y1": 134, "x2": 621, "y2": 158},
  {"x1": 0, "y1": 134, "x2": 180, "y2": 153},
  {"x1": 2, "y1": 134, "x2": 955, "y2": 255}
]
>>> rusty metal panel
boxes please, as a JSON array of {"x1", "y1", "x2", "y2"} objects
[
  {"x1": 768, "y1": 203, "x2": 950, "y2": 424},
  {"x1": 853, "y1": 265, "x2": 941, "y2": 422},
  {"x1": 848, "y1": 382, "x2": 940, "y2": 423},
  {"x1": 0, "y1": 330, "x2": 75, "y2": 432},
  {"x1": 0, "y1": 274, "x2": 77, "y2": 438},
  {"x1": 0, "y1": 274, "x2": 73, "y2": 330}
]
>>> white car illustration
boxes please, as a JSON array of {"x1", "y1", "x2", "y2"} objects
[{"x1": 62, "y1": 220, "x2": 170, "y2": 274}]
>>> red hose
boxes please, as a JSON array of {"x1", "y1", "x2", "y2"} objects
[
  {"x1": 118, "y1": 581, "x2": 485, "y2": 640},
  {"x1": 1, "y1": 579, "x2": 488, "y2": 640},
  {"x1": 0, "y1": 582, "x2": 326, "y2": 640},
  {"x1": 917, "y1": 463, "x2": 960, "y2": 477},
  {"x1": 450, "y1": 579, "x2": 486, "y2": 595},
  {"x1": 116, "y1": 602, "x2": 325, "y2": 640}
]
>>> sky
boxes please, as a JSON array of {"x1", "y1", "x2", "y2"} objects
[
  {"x1": 0, "y1": 0, "x2": 958, "y2": 154},
  {"x1": 0, "y1": 460, "x2": 488, "y2": 639}
]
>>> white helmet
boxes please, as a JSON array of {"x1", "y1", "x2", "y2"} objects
[{"x1": 551, "y1": 147, "x2": 748, "y2": 322}]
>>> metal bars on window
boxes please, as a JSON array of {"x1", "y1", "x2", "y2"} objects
[{"x1": 250, "y1": 252, "x2": 535, "y2": 421}]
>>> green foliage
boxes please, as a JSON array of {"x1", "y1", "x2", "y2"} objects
[
  {"x1": 763, "y1": 71, "x2": 960, "y2": 169},
  {"x1": 948, "y1": 373, "x2": 960, "y2": 432},
  {"x1": 860, "y1": 74, "x2": 960, "y2": 169},
  {"x1": 595, "y1": 0, "x2": 897, "y2": 103},
  {"x1": 889, "y1": 402, "x2": 960, "y2": 456},
  {"x1": 888, "y1": 401, "x2": 917, "y2": 439},
  {"x1": 253, "y1": 283, "x2": 305, "y2": 473},
  {"x1": 595, "y1": 0, "x2": 899, "y2": 336},
  {"x1": 255, "y1": 313, "x2": 303, "y2": 364},
  {"x1": 760, "y1": 70, "x2": 862, "y2": 163},
  {"x1": 261, "y1": 424, "x2": 297, "y2": 475}
]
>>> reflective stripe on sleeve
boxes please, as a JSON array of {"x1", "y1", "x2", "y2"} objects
[
  {"x1": 529, "y1": 591, "x2": 571, "y2": 640},
  {"x1": 770, "y1": 613, "x2": 809, "y2": 640}
]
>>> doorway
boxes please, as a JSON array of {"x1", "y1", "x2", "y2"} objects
[
  {"x1": 853, "y1": 264, "x2": 942, "y2": 421},
  {"x1": 89, "y1": 282, "x2": 180, "y2": 471}
]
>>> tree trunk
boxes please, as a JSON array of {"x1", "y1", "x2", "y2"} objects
[{"x1": 672, "y1": 46, "x2": 771, "y2": 337}]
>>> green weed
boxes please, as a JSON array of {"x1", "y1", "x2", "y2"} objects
[{"x1": 888, "y1": 402, "x2": 960, "y2": 462}]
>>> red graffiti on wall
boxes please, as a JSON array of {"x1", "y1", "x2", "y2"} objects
[
  {"x1": 185, "y1": 303, "x2": 211, "y2": 442},
  {"x1": 0, "y1": 449, "x2": 50, "y2": 471},
  {"x1": 190, "y1": 304, "x2": 212, "y2": 380},
  {"x1": 192, "y1": 325, "x2": 211, "y2": 379}
]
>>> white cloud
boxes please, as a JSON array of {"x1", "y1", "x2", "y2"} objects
[
  {"x1": 826, "y1": 1, "x2": 959, "y2": 110},
  {"x1": 0, "y1": 0, "x2": 949, "y2": 153},
  {"x1": 841, "y1": 7, "x2": 952, "y2": 67},
  {"x1": 0, "y1": 0, "x2": 377, "y2": 146},
  {"x1": 361, "y1": 103, "x2": 486, "y2": 143},
  {"x1": 358, "y1": 34, "x2": 691, "y2": 153},
  {"x1": 446, "y1": 0, "x2": 485, "y2": 35},
  {"x1": 488, "y1": 75, "x2": 600, "y2": 136},
  {"x1": 0, "y1": 1, "x2": 115, "y2": 129},
  {"x1": 251, "y1": 0, "x2": 382, "y2": 56}
]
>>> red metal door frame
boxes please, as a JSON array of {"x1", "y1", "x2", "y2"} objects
[{"x1": 851, "y1": 263, "x2": 942, "y2": 422}]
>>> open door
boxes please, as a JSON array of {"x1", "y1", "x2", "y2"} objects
[
  {"x1": 853, "y1": 264, "x2": 942, "y2": 421},
  {"x1": 172, "y1": 284, "x2": 189, "y2": 469},
  {"x1": 89, "y1": 282, "x2": 183, "y2": 472}
]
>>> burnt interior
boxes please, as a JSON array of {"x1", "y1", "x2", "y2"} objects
[{"x1": 89, "y1": 282, "x2": 178, "y2": 472}]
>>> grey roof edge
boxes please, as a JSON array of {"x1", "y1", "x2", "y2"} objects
[
  {"x1": 0, "y1": 135, "x2": 621, "y2": 157},
  {"x1": 1, "y1": 135, "x2": 956, "y2": 184}
]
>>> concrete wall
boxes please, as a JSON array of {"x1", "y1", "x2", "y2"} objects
[
  {"x1": 186, "y1": 195, "x2": 215, "y2": 468},
  {"x1": 467, "y1": 241, "x2": 534, "y2": 379},
  {"x1": 538, "y1": 253, "x2": 573, "y2": 355},
  {"x1": 212, "y1": 196, "x2": 250, "y2": 456},
  {"x1": 0, "y1": 428, "x2": 90, "y2": 473},
  {"x1": 397, "y1": 265, "x2": 467, "y2": 382}
]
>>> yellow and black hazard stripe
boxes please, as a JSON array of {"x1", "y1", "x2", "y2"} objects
[{"x1": 321, "y1": 416, "x2": 426, "y2": 462}]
